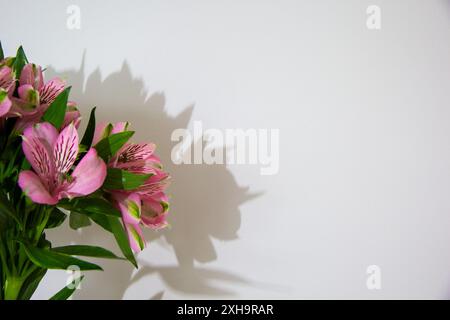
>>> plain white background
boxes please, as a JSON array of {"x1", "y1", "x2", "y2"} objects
[{"x1": 2, "y1": 0, "x2": 450, "y2": 299}]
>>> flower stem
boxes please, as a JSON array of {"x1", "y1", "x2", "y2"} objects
[
  {"x1": 4, "y1": 276, "x2": 24, "y2": 300},
  {"x1": 34, "y1": 206, "x2": 50, "y2": 243}
]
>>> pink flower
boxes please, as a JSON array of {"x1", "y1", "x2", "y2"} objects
[
  {"x1": 111, "y1": 181, "x2": 169, "y2": 252},
  {"x1": 140, "y1": 192, "x2": 169, "y2": 229},
  {"x1": 94, "y1": 122, "x2": 164, "y2": 176},
  {"x1": 62, "y1": 101, "x2": 81, "y2": 129},
  {"x1": 0, "y1": 66, "x2": 14, "y2": 117},
  {"x1": 112, "y1": 169, "x2": 170, "y2": 252},
  {"x1": 18, "y1": 122, "x2": 107, "y2": 205},
  {"x1": 8, "y1": 63, "x2": 74, "y2": 131},
  {"x1": 92, "y1": 121, "x2": 129, "y2": 146},
  {"x1": 111, "y1": 142, "x2": 161, "y2": 175},
  {"x1": 94, "y1": 122, "x2": 170, "y2": 252}
]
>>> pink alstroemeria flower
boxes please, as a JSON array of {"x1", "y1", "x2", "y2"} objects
[
  {"x1": 8, "y1": 63, "x2": 79, "y2": 131},
  {"x1": 18, "y1": 122, "x2": 107, "y2": 205},
  {"x1": 93, "y1": 122, "x2": 170, "y2": 252},
  {"x1": 116, "y1": 169, "x2": 170, "y2": 252},
  {"x1": 0, "y1": 66, "x2": 14, "y2": 117},
  {"x1": 110, "y1": 176, "x2": 169, "y2": 252}
]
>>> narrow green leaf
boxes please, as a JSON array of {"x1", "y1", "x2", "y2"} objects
[
  {"x1": 103, "y1": 168, "x2": 152, "y2": 191},
  {"x1": 45, "y1": 207, "x2": 67, "y2": 229},
  {"x1": 12, "y1": 46, "x2": 28, "y2": 77},
  {"x1": 0, "y1": 190, "x2": 23, "y2": 229},
  {"x1": 19, "y1": 242, "x2": 103, "y2": 271},
  {"x1": 49, "y1": 275, "x2": 84, "y2": 300},
  {"x1": 89, "y1": 213, "x2": 113, "y2": 233},
  {"x1": 94, "y1": 131, "x2": 134, "y2": 162},
  {"x1": 19, "y1": 268, "x2": 47, "y2": 300},
  {"x1": 42, "y1": 86, "x2": 71, "y2": 129},
  {"x1": 0, "y1": 212, "x2": 7, "y2": 232},
  {"x1": 37, "y1": 233, "x2": 51, "y2": 249},
  {"x1": 84, "y1": 214, "x2": 136, "y2": 267},
  {"x1": 69, "y1": 211, "x2": 91, "y2": 230},
  {"x1": 72, "y1": 198, "x2": 121, "y2": 217},
  {"x1": 109, "y1": 216, "x2": 137, "y2": 268},
  {"x1": 53, "y1": 245, "x2": 124, "y2": 260},
  {"x1": 80, "y1": 107, "x2": 96, "y2": 148}
]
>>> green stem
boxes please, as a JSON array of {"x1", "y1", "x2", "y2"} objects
[
  {"x1": 2, "y1": 205, "x2": 50, "y2": 300},
  {"x1": 0, "y1": 242, "x2": 10, "y2": 278},
  {"x1": 4, "y1": 276, "x2": 24, "y2": 300},
  {"x1": 34, "y1": 206, "x2": 50, "y2": 243}
]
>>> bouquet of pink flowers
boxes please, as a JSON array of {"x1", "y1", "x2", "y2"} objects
[{"x1": 0, "y1": 43, "x2": 170, "y2": 300}]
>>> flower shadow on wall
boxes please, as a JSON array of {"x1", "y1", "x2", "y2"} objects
[{"x1": 44, "y1": 54, "x2": 262, "y2": 299}]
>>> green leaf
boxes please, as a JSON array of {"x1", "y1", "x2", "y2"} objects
[
  {"x1": 0, "y1": 41, "x2": 4, "y2": 61},
  {"x1": 0, "y1": 211, "x2": 7, "y2": 232},
  {"x1": 60, "y1": 197, "x2": 121, "y2": 219},
  {"x1": 19, "y1": 268, "x2": 47, "y2": 300},
  {"x1": 94, "y1": 131, "x2": 134, "y2": 162},
  {"x1": 72, "y1": 198, "x2": 121, "y2": 217},
  {"x1": 89, "y1": 213, "x2": 113, "y2": 233},
  {"x1": 49, "y1": 275, "x2": 84, "y2": 300},
  {"x1": 53, "y1": 245, "x2": 124, "y2": 260},
  {"x1": 19, "y1": 242, "x2": 103, "y2": 271},
  {"x1": 84, "y1": 214, "x2": 136, "y2": 267},
  {"x1": 42, "y1": 86, "x2": 71, "y2": 129},
  {"x1": 80, "y1": 107, "x2": 96, "y2": 148},
  {"x1": 103, "y1": 168, "x2": 152, "y2": 191},
  {"x1": 69, "y1": 211, "x2": 91, "y2": 230},
  {"x1": 0, "y1": 189, "x2": 23, "y2": 229},
  {"x1": 12, "y1": 46, "x2": 28, "y2": 77},
  {"x1": 37, "y1": 233, "x2": 51, "y2": 249},
  {"x1": 109, "y1": 216, "x2": 137, "y2": 268},
  {"x1": 45, "y1": 207, "x2": 67, "y2": 229}
]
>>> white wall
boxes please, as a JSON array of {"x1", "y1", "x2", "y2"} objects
[{"x1": 2, "y1": 0, "x2": 450, "y2": 299}]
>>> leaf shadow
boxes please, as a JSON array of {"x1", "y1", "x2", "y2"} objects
[{"x1": 44, "y1": 53, "x2": 263, "y2": 299}]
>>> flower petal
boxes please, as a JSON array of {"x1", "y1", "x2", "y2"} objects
[
  {"x1": 141, "y1": 193, "x2": 169, "y2": 230},
  {"x1": 0, "y1": 66, "x2": 14, "y2": 90},
  {"x1": 125, "y1": 223, "x2": 145, "y2": 252},
  {"x1": 66, "y1": 148, "x2": 107, "y2": 196},
  {"x1": 22, "y1": 123, "x2": 58, "y2": 178},
  {"x1": 18, "y1": 84, "x2": 39, "y2": 105},
  {"x1": 0, "y1": 88, "x2": 12, "y2": 117},
  {"x1": 28, "y1": 122, "x2": 59, "y2": 145},
  {"x1": 53, "y1": 123, "x2": 79, "y2": 174},
  {"x1": 19, "y1": 64, "x2": 42, "y2": 89},
  {"x1": 92, "y1": 122, "x2": 111, "y2": 146},
  {"x1": 111, "y1": 122, "x2": 129, "y2": 134},
  {"x1": 62, "y1": 102, "x2": 81, "y2": 129},
  {"x1": 118, "y1": 143, "x2": 155, "y2": 162},
  {"x1": 137, "y1": 169, "x2": 170, "y2": 195},
  {"x1": 113, "y1": 192, "x2": 141, "y2": 225},
  {"x1": 18, "y1": 170, "x2": 57, "y2": 205},
  {"x1": 39, "y1": 77, "x2": 65, "y2": 105},
  {"x1": 113, "y1": 143, "x2": 157, "y2": 173},
  {"x1": 13, "y1": 112, "x2": 43, "y2": 132}
]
